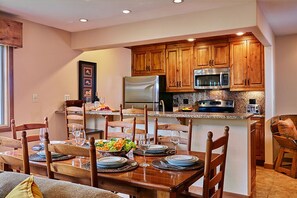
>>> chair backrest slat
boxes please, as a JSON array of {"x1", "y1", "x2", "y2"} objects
[
  {"x1": 105, "y1": 116, "x2": 136, "y2": 142},
  {"x1": 120, "y1": 104, "x2": 148, "y2": 134},
  {"x1": 0, "y1": 131, "x2": 30, "y2": 174},
  {"x1": 11, "y1": 117, "x2": 48, "y2": 142},
  {"x1": 154, "y1": 118, "x2": 193, "y2": 151},
  {"x1": 44, "y1": 132, "x2": 98, "y2": 187}
]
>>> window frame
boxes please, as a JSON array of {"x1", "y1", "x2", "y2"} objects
[{"x1": 0, "y1": 46, "x2": 14, "y2": 132}]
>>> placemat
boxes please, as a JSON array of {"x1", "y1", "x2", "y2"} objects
[
  {"x1": 133, "y1": 148, "x2": 175, "y2": 157},
  {"x1": 83, "y1": 160, "x2": 138, "y2": 173},
  {"x1": 152, "y1": 158, "x2": 203, "y2": 171},
  {"x1": 29, "y1": 153, "x2": 75, "y2": 162}
]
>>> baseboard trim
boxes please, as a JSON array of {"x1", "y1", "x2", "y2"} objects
[
  {"x1": 189, "y1": 186, "x2": 249, "y2": 198},
  {"x1": 264, "y1": 163, "x2": 274, "y2": 169}
]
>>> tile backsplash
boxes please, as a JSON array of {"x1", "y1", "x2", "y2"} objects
[{"x1": 173, "y1": 90, "x2": 265, "y2": 114}]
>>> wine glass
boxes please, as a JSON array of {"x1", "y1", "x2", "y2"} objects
[
  {"x1": 75, "y1": 129, "x2": 86, "y2": 147},
  {"x1": 139, "y1": 134, "x2": 151, "y2": 167},
  {"x1": 99, "y1": 97, "x2": 105, "y2": 106},
  {"x1": 170, "y1": 131, "x2": 180, "y2": 152},
  {"x1": 39, "y1": 128, "x2": 48, "y2": 148}
]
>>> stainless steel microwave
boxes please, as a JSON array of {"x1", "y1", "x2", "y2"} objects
[{"x1": 194, "y1": 68, "x2": 230, "y2": 89}]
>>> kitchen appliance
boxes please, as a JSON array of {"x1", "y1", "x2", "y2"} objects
[
  {"x1": 194, "y1": 68, "x2": 230, "y2": 89},
  {"x1": 198, "y1": 99, "x2": 234, "y2": 113},
  {"x1": 123, "y1": 76, "x2": 173, "y2": 111},
  {"x1": 246, "y1": 99, "x2": 261, "y2": 114}
]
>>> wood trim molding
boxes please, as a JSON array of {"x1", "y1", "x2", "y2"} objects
[{"x1": 0, "y1": 18, "x2": 23, "y2": 48}]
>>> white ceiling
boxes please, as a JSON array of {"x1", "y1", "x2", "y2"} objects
[{"x1": 0, "y1": 0, "x2": 297, "y2": 36}]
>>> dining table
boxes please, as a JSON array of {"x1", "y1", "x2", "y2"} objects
[{"x1": 1, "y1": 143, "x2": 208, "y2": 198}]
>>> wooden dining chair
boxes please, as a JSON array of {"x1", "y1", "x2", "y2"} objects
[
  {"x1": 11, "y1": 117, "x2": 48, "y2": 142},
  {"x1": 0, "y1": 131, "x2": 30, "y2": 174},
  {"x1": 44, "y1": 132, "x2": 98, "y2": 187},
  {"x1": 104, "y1": 116, "x2": 136, "y2": 142},
  {"x1": 181, "y1": 126, "x2": 230, "y2": 198},
  {"x1": 120, "y1": 104, "x2": 148, "y2": 135},
  {"x1": 154, "y1": 118, "x2": 193, "y2": 151},
  {"x1": 65, "y1": 100, "x2": 103, "y2": 139}
]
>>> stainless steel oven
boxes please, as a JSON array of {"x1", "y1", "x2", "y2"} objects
[{"x1": 194, "y1": 68, "x2": 230, "y2": 89}]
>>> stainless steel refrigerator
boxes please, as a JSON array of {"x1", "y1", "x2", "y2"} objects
[{"x1": 123, "y1": 76, "x2": 173, "y2": 111}]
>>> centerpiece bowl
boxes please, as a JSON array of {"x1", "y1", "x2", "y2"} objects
[{"x1": 95, "y1": 138, "x2": 136, "y2": 157}]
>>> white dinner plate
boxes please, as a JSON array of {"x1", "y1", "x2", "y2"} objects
[
  {"x1": 165, "y1": 155, "x2": 198, "y2": 166},
  {"x1": 146, "y1": 145, "x2": 168, "y2": 154},
  {"x1": 97, "y1": 156, "x2": 127, "y2": 166},
  {"x1": 37, "y1": 151, "x2": 64, "y2": 158},
  {"x1": 50, "y1": 140, "x2": 66, "y2": 144}
]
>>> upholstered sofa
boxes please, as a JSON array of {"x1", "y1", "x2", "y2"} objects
[{"x1": 0, "y1": 171, "x2": 121, "y2": 198}]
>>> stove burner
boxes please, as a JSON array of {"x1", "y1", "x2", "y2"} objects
[{"x1": 198, "y1": 100, "x2": 234, "y2": 113}]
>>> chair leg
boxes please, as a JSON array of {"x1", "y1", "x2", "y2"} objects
[
  {"x1": 291, "y1": 151, "x2": 297, "y2": 178},
  {"x1": 275, "y1": 148, "x2": 285, "y2": 172}
]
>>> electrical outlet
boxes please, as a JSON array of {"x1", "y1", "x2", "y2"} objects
[
  {"x1": 32, "y1": 93, "x2": 38, "y2": 103},
  {"x1": 64, "y1": 94, "x2": 70, "y2": 101}
]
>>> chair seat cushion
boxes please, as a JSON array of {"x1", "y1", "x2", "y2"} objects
[{"x1": 278, "y1": 118, "x2": 297, "y2": 140}]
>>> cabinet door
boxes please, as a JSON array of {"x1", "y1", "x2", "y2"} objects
[
  {"x1": 166, "y1": 48, "x2": 179, "y2": 91},
  {"x1": 132, "y1": 50, "x2": 148, "y2": 76},
  {"x1": 149, "y1": 48, "x2": 165, "y2": 75},
  {"x1": 250, "y1": 122, "x2": 257, "y2": 191},
  {"x1": 254, "y1": 117, "x2": 265, "y2": 162},
  {"x1": 230, "y1": 40, "x2": 247, "y2": 90},
  {"x1": 194, "y1": 45, "x2": 211, "y2": 68},
  {"x1": 179, "y1": 46, "x2": 194, "y2": 91},
  {"x1": 247, "y1": 40, "x2": 264, "y2": 90},
  {"x1": 212, "y1": 43, "x2": 229, "y2": 68}
]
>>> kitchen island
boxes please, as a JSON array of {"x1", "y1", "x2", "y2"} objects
[{"x1": 57, "y1": 110, "x2": 254, "y2": 196}]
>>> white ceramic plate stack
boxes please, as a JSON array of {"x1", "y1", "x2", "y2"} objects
[
  {"x1": 165, "y1": 155, "x2": 199, "y2": 166},
  {"x1": 97, "y1": 156, "x2": 127, "y2": 168},
  {"x1": 146, "y1": 145, "x2": 168, "y2": 154},
  {"x1": 37, "y1": 151, "x2": 64, "y2": 158}
]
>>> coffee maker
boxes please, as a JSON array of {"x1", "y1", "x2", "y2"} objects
[{"x1": 246, "y1": 99, "x2": 260, "y2": 114}]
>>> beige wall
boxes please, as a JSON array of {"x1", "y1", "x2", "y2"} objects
[
  {"x1": 0, "y1": 17, "x2": 131, "y2": 142},
  {"x1": 275, "y1": 34, "x2": 297, "y2": 114}
]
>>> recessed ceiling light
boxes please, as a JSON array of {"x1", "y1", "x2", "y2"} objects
[
  {"x1": 236, "y1": 32, "x2": 245, "y2": 36},
  {"x1": 122, "y1": 9, "x2": 131, "y2": 14},
  {"x1": 173, "y1": 0, "x2": 184, "y2": 4},
  {"x1": 79, "y1": 18, "x2": 88, "y2": 23},
  {"x1": 187, "y1": 38, "x2": 196, "y2": 42}
]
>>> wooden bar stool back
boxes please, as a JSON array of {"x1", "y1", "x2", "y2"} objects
[
  {"x1": 104, "y1": 116, "x2": 136, "y2": 142},
  {"x1": 120, "y1": 104, "x2": 148, "y2": 135},
  {"x1": 11, "y1": 117, "x2": 48, "y2": 142},
  {"x1": 44, "y1": 132, "x2": 98, "y2": 187},
  {"x1": 0, "y1": 131, "x2": 30, "y2": 174},
  {"x1": 65, "y1": 100, "x2": 103, "y2": 139},
  {"x1": 154, "y1": 118, "x2": 193, "y2": 151}
]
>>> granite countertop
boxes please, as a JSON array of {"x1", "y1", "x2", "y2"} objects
[{"x1": 86, "y1": 110, "x2": 254, "y2": 120}]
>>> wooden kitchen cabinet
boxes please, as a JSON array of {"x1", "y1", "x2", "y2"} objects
[
  {"x1": 166, "y1": 43, "x2": 194, "y2": 92},
  {"x1": 194, "y1": 41, "x2": 229, "y2": 69},
  {"x1": 131, "y1": 44, "x2": 166, "y2": 76},
  {"x1": 230, "y1": 36, "x2": 264, "y2": 91},
  {"x1": 250, "y1": 121, "x2": 256, "y2": 191},
  {"x1": 251, "y1": 116, "x2": 265, "y2": 165},
  {"x1": 0, "y1": 18, "x2": 22, "y2": 48}
]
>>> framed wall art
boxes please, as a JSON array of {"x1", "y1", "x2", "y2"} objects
[{"x1": 78, "y1": 61, "x2": 96, "y2": 102}]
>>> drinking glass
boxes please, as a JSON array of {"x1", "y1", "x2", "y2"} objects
[
  {"x1": 139, "y1": 134, "x2": 151, "y2": 167},
  {"x1": 170, "y1": 131, "x2": 180, "y2": 152},
  {"x1": 99, "y1": 97, "x2": 105, "y2": 106},
  {"x1": 39, "y1": 128, "x2": 48, "y2": 148},
  {"x1": 75, "y1": 129, "x2": 86, "y2": 147}
]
